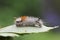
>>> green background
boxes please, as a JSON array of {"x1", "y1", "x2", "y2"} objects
[{"x1": 0, "y1": 0, "x2": 60, "y2": 40}]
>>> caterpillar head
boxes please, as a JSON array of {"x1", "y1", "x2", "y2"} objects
[{"x1": 15, "y1": 16, "x2": 27, "y2": 27}]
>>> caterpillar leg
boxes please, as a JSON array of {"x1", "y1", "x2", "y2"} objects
[{"x1": 34, "y1": 21, "x2": 41, "y2": 28}]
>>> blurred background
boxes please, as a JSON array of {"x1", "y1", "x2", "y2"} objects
[{"x1": 0, "y1": 0, "x2": 60, "y2": 40}]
